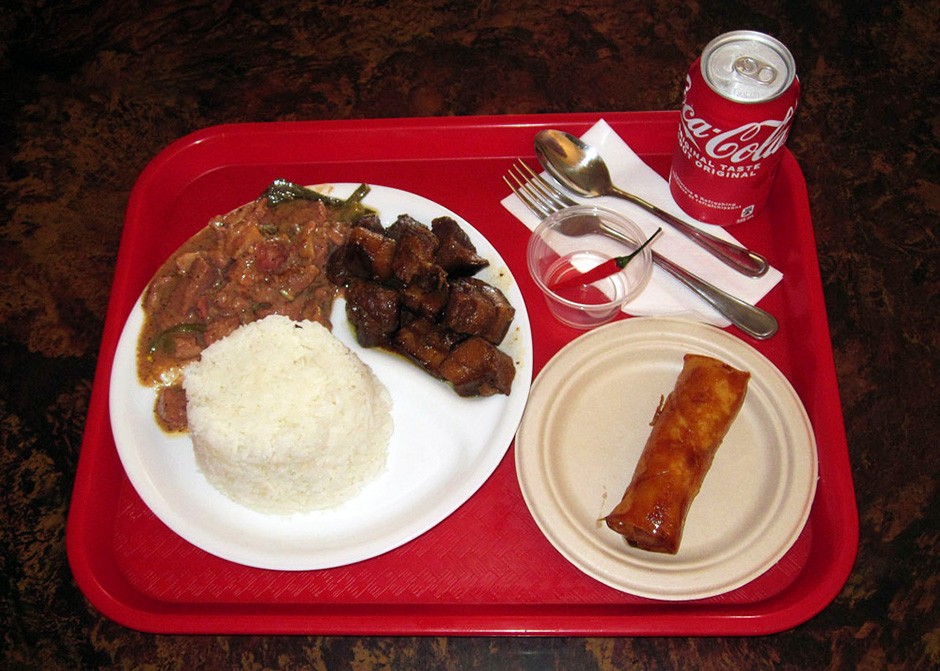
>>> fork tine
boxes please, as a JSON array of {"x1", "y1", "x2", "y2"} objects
[
  {"x1": 503, "y1": 173, "x2": 551, "y2": 219},
  {"x1": 515, "y1": 160, "x2": 579, "y2": 208},
  {"x1": 505, "y1": 163, "x2": 556, "y2": 217},
  {"x1": 504, "y1": 158, "x2": 582, "y2": 220}
]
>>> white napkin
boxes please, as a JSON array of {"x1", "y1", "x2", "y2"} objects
[{"x1": 501, "y1": 119, "x2": 783, "y2": 327}]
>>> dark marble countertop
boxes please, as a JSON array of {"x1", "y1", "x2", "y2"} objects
[{"x1": 2, "y1": 1, "x2": 937, "y2": 668}]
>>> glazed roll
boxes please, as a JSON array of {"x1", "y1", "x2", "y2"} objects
[{"x1": 605, "y1": 354, "x2": 750, "y2": 554}]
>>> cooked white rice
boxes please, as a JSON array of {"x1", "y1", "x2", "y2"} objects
[{"x1": 183, "y1": 314, "x2": 393, "y2": 514}]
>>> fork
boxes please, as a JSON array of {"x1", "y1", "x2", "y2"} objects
[{"x1": 504, "y1": 161, "x2": 779, "y2": 340}]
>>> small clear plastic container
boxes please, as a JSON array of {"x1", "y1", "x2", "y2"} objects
[{"x1": 527, "y1": 205, "x2": 653, "y2": 329}]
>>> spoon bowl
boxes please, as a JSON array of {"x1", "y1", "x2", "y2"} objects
[
  {"x1": 533, "y1": 129, "x2": 770, "y2": 278},
  {"x1": 534, "y1": 129, "x2": 618, "y2": 198}
]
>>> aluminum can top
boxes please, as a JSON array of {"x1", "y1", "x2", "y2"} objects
[{"x1": 701, "y1": 30, "x2": 796, "y2": 103}]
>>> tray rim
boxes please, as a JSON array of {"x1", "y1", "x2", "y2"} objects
[{"x1": 66, "y1": 110, "x2": 858, "y2": 636}]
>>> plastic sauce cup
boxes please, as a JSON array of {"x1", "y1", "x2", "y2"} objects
[{"x1": 526, "y1": 206, "x2": 653, "y2": 329}]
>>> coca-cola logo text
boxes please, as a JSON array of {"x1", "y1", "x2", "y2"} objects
[{"x1": 679, "y1": 102, "x2": 796, "y2": 164}]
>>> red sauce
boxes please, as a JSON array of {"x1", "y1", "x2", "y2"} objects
[{"x1": 137, "y1": 197, "x2": 352, "y2": 431}]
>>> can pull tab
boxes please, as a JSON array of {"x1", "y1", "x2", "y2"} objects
[{"x1": 734, "y1": 56, "x2": 777, "y2": 84}]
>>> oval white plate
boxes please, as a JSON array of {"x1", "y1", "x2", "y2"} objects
[
  {"x1": 109, "y1": 184, "x2": 533, "y2": 570},
  {"x1": 515, "y1": 318, "x2": 816, "y2": 600}
]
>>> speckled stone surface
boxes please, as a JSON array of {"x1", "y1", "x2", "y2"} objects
[{"x1": 2, "y1": 1, "x2": 937, "y2": 668}]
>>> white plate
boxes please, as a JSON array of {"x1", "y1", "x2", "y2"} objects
[
  {"x1": 109, "y1": 184, "x2": 533, "y2": 570},
  {"x1": 514, "y1": 318, "x2": 817, "y2": 600}
]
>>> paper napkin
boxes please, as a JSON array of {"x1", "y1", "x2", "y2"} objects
[{"x1": 501, "y1": 119, "x2": 783, "y2": 327}]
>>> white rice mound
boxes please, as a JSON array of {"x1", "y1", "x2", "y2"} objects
[{"x1": 183, "y1": 314, "x2": 393, "y2": 514}]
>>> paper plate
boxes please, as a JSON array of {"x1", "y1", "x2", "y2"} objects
[{"x1": 514, "y1": 317, "x2": 816, "y2": 600}]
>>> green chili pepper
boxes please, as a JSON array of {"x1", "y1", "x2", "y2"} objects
[
  {"x1": 260, "y1": 179, "x2": 375, "y2": 221},
  {"x1": 147, "y1": 322, "x2": 207, "y2": 355}
]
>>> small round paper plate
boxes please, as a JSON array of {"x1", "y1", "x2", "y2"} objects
[{"x1": 514, "y1": 317, "x2": 817, "y2": 600}]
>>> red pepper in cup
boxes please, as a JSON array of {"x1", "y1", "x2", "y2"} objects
[{"x1": 550, "y1": 228, "x2": 662, "y2": 292}]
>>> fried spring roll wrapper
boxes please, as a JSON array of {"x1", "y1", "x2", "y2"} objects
[{"x1": 605, "y1": 354, "x2": 750, "y2": 554}]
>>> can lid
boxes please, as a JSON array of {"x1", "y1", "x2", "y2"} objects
[{"x1": 701, "y1": 30, "x2": 796, "y2": 103}]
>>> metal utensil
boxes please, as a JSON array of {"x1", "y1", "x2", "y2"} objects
[
  {"x1": 504, "y1": 161, "x2": 779, "y2": 340},
  {"x1": 533, "y1": 129, "x2": 770, "y2": 278}
]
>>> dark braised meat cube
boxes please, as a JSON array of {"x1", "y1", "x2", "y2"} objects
[
  {"x1": 326, "y1": 244, "x2": 351, "y2": 285},
  {"x1": 343, "y1": 225, "x2": 397, "y2": 282},
  {"x1": 392, "y1": 312, "x2": 463, "y2": 377},
  {"x1": 408, "y1": 263, "x2": 448, "y2": 297},
  {"x1": 385, "y1": 214, "x2": 433, "y2": 241},
  {"x1": 353, "y1": 212, "x2": 384, "y2": 233},
  {"x1": 431, "y1": 216, "x2": 489, "y2": 276},
  {"x1": 387, "y1": 215, "x2": 440, "y2": 285},
  {"x1": 438, "y1": 336, "x2": 515, "y2": 397},
  {"x1": 345, "y1": 279, "x2": 401, "y2": 348},
  {"x1": 399, "y1": 281, "x2": 450, "y2": 321},
  {"x1": 442, "y1": 277, "x2": 515, "y2": 345}
]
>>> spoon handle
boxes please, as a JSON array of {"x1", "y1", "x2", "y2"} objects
[
  {"x1": 608, "y1": 186, "x2": 770, "y2": 278},
  {"x1": 651, "y1": 251, "x2": 779, "y2": 340},
  {"x1": 597, "y1": 222, "x2": 778, "y2": 338}
]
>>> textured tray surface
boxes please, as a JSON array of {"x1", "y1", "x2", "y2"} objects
[{"x1": 66, "y1": 111, "x2": 857, "y2": 635}]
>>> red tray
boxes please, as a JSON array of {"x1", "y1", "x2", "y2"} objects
[{"x1": 67, "y1": 112, "x2": 857, "y2": 635}]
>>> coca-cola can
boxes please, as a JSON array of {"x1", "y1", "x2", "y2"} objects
[{"x1": 669, "y1": 30, "x2": 800, "y2": 226}]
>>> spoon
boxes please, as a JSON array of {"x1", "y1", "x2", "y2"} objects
[{"x1": 534, "y1": 129, "x2": 770, "y2": 278}]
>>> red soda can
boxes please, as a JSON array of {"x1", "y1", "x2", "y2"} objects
[{"x1": 668, "y1": 30, "x2": 800, "y2": 226}]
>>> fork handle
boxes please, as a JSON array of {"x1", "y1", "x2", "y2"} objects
[
  {"x1": 651, "y1": 251, "x2": 778, "y2": 340},
  {"x1": 609, "y1": 186, "x2": 770, "y2": 278}
]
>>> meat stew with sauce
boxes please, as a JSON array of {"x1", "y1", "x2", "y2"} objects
[
  {"x1": 138, "y1": 186, "x2": 362, "y2": 431},
  {"x1": 137, "y1": 181, "x2": 517, "y2": 433}
]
